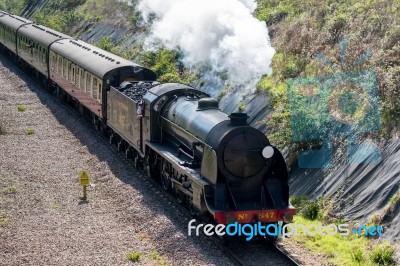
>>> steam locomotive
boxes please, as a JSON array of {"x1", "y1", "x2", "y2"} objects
[{"x1": 0, "y1": 11, "x2": 295, "y2": 225}]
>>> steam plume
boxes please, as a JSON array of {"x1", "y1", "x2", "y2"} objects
[{"x1": 138, "y1": 0, "x2": 275, "y2": 92}]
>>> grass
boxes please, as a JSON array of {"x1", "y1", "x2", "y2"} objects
[
  {"x1": 370, "y1": 242, "x2": 396, "y2": 266},
  {"x1": 386, "y1": 190, "x2": 400, "y2": 209},
  {"x1": 255, "y1": 0, "x2": 400, "y2": 152},
  {"x1": 0, "y1": 0, "x2": 29, "y2": 14},
  {"x1": 126, "y1": 251, "x2": 141, "y2": 262},
  {"x1": 149, "y1": 250, "x2": 160, "y2": 260},
  {"x1": 25, "y1": 129, "x2": 35, "y2": 135},
  {"x1": 366, "y1": 189, "x2": 400, "y2": 227},
  {"x1": 289, "y1": 196, "x2": 397, "y2": 265},
  {"x1": 149, "y1": 250, "x2": 166, "y2": 265},
  {"x1": 0, "y1": 122, "x2": 4, "y2": 135},
  {"x1": 0, "y1": 212, "x2": 9, "y2": 227},
  {"x1": 291, "y1": 215, "x2": 384, "y2": 266},
  {"x1": 17, "y1": 105, "x2": 26, "y2": 112},
  {"x1": 238, "y1": 102, "x2": 246, "y2": 112},
  {"x1": 2, "y1": 185, "x2": 17, "y2": 194}
]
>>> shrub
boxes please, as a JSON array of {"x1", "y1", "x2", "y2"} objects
[
  {"x1": 387, "y1": 190, "x2": 400, "y2": 207},
  {"x1": 0, "y1": 122, "x2": 4, "y2": 135},
  {"x1": 97, "y1": 36, "x2": 114, "y2": 52},
  {"x1": 149, "y1": 250, "x2": 160, "y2": 260},
  {"x1": 256, "y1": 76, "x2": 274, "y2": 95},
  {"x1": 126, "y1": 252, "x2": 141, "y2": 262},
  {"x1": 2, "y1": 185, "x2": 17, "y2": 194},
  {"x1": 0, "y1": 0, "x2": 29, "y2": 14},
  {"x1": 326, "y1": 13, "x2": 349, "y2": 42},
  {"x1": 238, "y1": 102, "x2": 246, "y2": 112},
  {"x1": 290, "y1": 196, "x2": 324, "y2": 220},
  {"x1": 17, "y1": 105, "x2": 26, "y2": 112},
  {"x1": 370, "y1": 242, "x2": 395, "y2": 265},
  {"x1": 131, "y1": 11, "x2": 142, "y2": 27},
  {"x1": 351, "y1": 248, "x2": 364, "y2": 264},
  {"x1": 0, "y1": 212, "x2": 9, "y2": 227},
  {"x1": 25, "y1": 129, "x2": 35, "y2": 135},
  {"x1": 303, "y1": 200, "x2": 321, "y2": 220}
]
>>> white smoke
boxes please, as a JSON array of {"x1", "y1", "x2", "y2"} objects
[{"x1": 137, "y1": 0, "x2": 275, "y2": 92}]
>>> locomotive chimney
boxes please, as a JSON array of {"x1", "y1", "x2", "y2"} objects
[{"x1": 229, "y1": 113, "x2": 248, "y2": 126}]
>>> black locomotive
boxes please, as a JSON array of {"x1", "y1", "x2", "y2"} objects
[{"x1": 0, "y1": 11, "x2": 295, "y2": 225}]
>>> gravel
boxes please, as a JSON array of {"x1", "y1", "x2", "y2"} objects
[{"x1": 0, "y1": 57, "x2": 232, "y2": 266}]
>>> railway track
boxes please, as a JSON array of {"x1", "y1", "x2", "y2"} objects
[{"x1": 1, "y1": 55, "x2": 301, "y2": 266}]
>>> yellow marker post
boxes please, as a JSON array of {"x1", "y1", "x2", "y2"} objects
[{"x1": 79, "y1": 171, "x2": 91, "y2": 200}]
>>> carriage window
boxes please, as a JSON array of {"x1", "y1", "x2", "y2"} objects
[
  {"x1": 86, "y1": 73, "x2": 91, "y2": 95},
  {"x1": 49, "y1": 52, "x2": 53, "y2": 69},
  {"x1": 63, "y1": 58, "x2": 67, "y2": 78},
  {"x1": 75, "y1": 67, "x2": 80, "y2": 88},
  {"x1": 92, "y1": 78, "x2": 98, "y2": 99},
  {"x1": 58, "y1": 55, "x2": 62, "y2": 74},
  {"x1": 71, "y1": 65, "x2": 75, "y2": 83},
  {"x1": 67, "y1": 61, "x2": 72, "y2": 81},
  {"x1": 42, "y1": 47, "x2": 47, "y2": 63},
  {"x1": 80, "y1": 69, "x2": 85, "y2": 91},
  {"x1": 97, "y1": 81, "x2": 102, "y2": 103}
]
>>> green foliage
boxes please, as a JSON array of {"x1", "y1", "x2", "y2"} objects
[
  {"x1": 367, "y1": 213, "x2": 382, "y2": 228},
  {"x1": 131, "y1": 11, "x2": 142, "y2": 27},
  {"x1": 33, "y1": 9, "x2": 86, "y2": 33},
  {"x1": 238, "y1": 102, "x2": 246, "y2": 112},
  {"x1": 216, "y1": 87, "x2": 229, "y2": 102},
  {"x1": 256, "y1": 0, "x2": 400, "y2": 151},
  {"x1": 293, "y1": 213, "x2": 395, "y2": 266},
  {"x1": 292, "y1": 215, "x2": 374, "y2": 266},
  {"x1": 17, "y1": 105, "x2": 26, "y2": 112},
  {"x1": 149, "y1": 250, "x2": 160, "y2": 260},
  {"x1": 271, "y1": 53, "x2": 307, "y2": 81},
  {"x1": 255, "y1": 0, "x2": 303, "y2": 22},
  {"x1": 0, "y1": 0, "x2": 29, "y2": 14},
  {"x1": 0, "y1": 122, "x2": 4, "y2": 135},
  {"x1": 25, "y1": 129, "x2": 35, "y2": 135},
  {"x1": 370, "y1": 242, "x2": 395, "y2": 266},
  {"x1": 387, "y1": 190, "x2": 400, "y2": 207},
  {"x1": 48, "y1": 0, "x2": 86, "y2": 10},
  {"x1": 126, "y1": 252, "x2": 141, "y2": 262},
  {"x1": 384, "y1": 25, "x2": 400, "y2": 49},
  {"x1": 326, "y1": 13, "x2": 349, "y2": 43},
  {"x1": 351, "y1": 248, "x2": 365, "y2": 265},
  {"x1": 139, "y1": 48, "x2": 195, "y2": 84},
  {"x1": 110, "y1": 43, "x2": 142, "y2": 60},
  {"x1": 140, "y1": 49, "x2": 180, "y2": 77},
  {"x1": 267, "y1": 110, "x2": 292, "y2": 148},
  {"x1": 256, "y1": 76, "x2": 274, "y2": 94},
  {"x1": 2, "y1": 185, "x2": 17, "y2": 194},
  {"x1": 0, "y1": 212, "x2": 9, "y2": 227},
  {"x1": 290, "y1": 196, "x2": 326, "y2": 220},
  {"x1": 97, "y1": 36, "x2": 114, "y2": 52}
]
